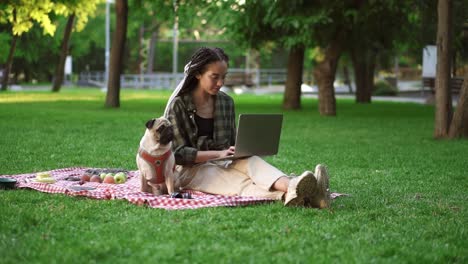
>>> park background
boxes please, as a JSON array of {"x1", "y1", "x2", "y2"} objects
[
  {"x1": 1, "y1": 0, "x2": 467, "y2": 263},
  {"x1": 1, "y1": 1, "x2": 467, "y2": 103}
]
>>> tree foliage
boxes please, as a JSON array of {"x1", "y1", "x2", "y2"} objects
[
  {"x1": 55, "y1": 0, "x2": 103, "y2": 32},
  {"x1": 216, "y1": 0, "x2": 358, "y2": 114},
  {"x1": 0, "y1": 0, "x2": 103, "y2": 90},
  {"x1": 0, "y1": 0, "x2": 103, "y2": 35},
  {"x1": 0, "y1": 0, "x2": 57, "y2": 36},
  {"x1": 51, "y1": 0, "x2": 103, "y2": 92}
]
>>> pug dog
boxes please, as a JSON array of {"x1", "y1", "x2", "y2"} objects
[{"x1": 136, "y1": 117, "x2": 176, "y2": 196}]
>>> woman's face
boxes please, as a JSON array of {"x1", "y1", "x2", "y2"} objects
[{"x1": 196, "y1": 60, "x2": 228, "y2": 95}]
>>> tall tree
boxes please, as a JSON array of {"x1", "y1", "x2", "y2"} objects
[
  {"x1": 226, "y1": 0, "x2": 364, "y2": 115},
  {"x1": 343, "y1": 1, "x2": 415, "y2": 104},
  {"x1": 261, "y1": 1, "x2": 312, "y2": 110},
  {"x1": 127, "y1": 0, "x2": 201, "y2": 74},
  {"x1": 309, "y1": 1, "x2": 357, "y2": 116},
  {"x1": 105, "y1": 0, "x2": 128, "y2": 108},
  {"x1": 348, "y1": 2, "x2": 375, "y2": 104},
  {"x1": 0, "y1": 0, "x2": 58, "y2": 91},
  {"x1": 142, "y1": 1, "x2": 173, "y2": 74},
  {"x1": 434, "y1": 0, "x2": 453, "y2": 138},
  {"x1": 448, "y1": 76, "x2": 468, "y2": 138},
  {"x1": 52, "y1": 0, "x2": 103, "y2": 92},
  {"x1": 350, "y1": 45, "x2": 376, "y2": 103},
  {"x1": 313, "y1": 29, "x2": 346, "y2": 116},
  {"x1": 52, "y1": 14, "x2": 75, "y2": 92},
  {"x1": 218, "y1": 0, "x2": 332, "y2": 111},
  {"x1": 283, "y1": 44, "x2": 305, "y2": 109},
  {"x1": 1, "y1": 23, "x2": 17, "y2": 91},
  {"x1": 258, "y1": 2, "x2": 304, "y2": 110}
]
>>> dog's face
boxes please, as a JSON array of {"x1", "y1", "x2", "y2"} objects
[{"x1": 145, "y1": 117, "x2": 174, "y2": 145}]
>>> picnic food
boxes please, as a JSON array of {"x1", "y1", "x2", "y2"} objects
[
  {"x1": 79, "y1": 171, "x2": 127, "y2": 184},
  {"x1": 114, "y1": 172, "x2": 127, "y2": 184},
  {"x1": 103, "y1": 175, "x2": 115, "y2": 184},
  {"x1": 90, "y1": 175, "x2": 102, "y2": 183},
  {"x1": 36, "y1": 172, "x2": 51, "y2": 179},
  {"x1": 81, "y1": 174, "x2": 91, "y2": 182},
  {"x1": 85, "y1": 168, "x2": 128, "y2": 176},
  {"x1": 35, "y1": 172, "x2": 55, "y2": 183}
]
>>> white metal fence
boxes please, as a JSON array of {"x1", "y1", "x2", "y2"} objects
[{"x1": 78, "y1": 68, "x2": 289, "y2": 89}]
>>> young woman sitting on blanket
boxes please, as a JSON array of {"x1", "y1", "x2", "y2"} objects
[{"x1": 164, "y1": 47, "x2": 330, "y2": 208}]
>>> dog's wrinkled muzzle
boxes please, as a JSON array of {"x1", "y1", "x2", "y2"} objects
[{"x1": 158, "y1": 125, "x2": 174, "y2": 145}]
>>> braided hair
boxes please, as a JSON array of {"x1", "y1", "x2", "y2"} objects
[{"x1": 178, "y1": 47, "x2": 229, "y2": 96}]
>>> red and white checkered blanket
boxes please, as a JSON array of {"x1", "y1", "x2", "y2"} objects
[{"x1": 2, "y1": 167, "x2": 344, "y2": 210}]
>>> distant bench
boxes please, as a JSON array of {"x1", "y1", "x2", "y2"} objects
[
  {"x1": 422, "y1": 77, "x2": 464, "y2": 94},
  {"x1": 224, "y1": 72, "x2": 254, "y2": 87}
]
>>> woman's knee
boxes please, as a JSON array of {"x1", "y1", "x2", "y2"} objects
[{"x1": 246, "y1": 155, "x2": 265, "y2": 165}]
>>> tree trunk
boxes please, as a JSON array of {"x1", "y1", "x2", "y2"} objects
[
  {"x1": 105, "y1": 0, "x2": 128, "y2": 108},
  {"x1": 434, "y1": 0, "x2": 453, "y2": 138},
  {"x1": 452, "y1": 51, "x2": 457, "y2": 77},
  {"x1": 448, "y1": 77, "x2": 468, "y2": 138},
  {"x1": 1, "y1": 34, "x2": 18, "y2": 91},
  {"x1": 138, "y1": 25, "x2": 145, "y2": 75},
  {"x1": 52, "y1": 14, "x2": 75, "y2": 92},
  {"x1": 146, "y1": 27, "x2": 159, "y2": 74},
  {"x1": 1, "y1": 9, "x2": 17, "y2": 92},
  {"x1": 13, "y1": 70, "x2": 19, "y2": 83},
  {"x1": 343, "y1": 65, "x2": 353, "y2": 93},
  {"x1": 283, "y1": 45, "x2": 305, "y2": 110},
  {"x1": 313, "y1": 32, "x2": 344, "y2": 116},
  {"x1": 351, "y1": 47, "x2": 376, "y2": 103}
]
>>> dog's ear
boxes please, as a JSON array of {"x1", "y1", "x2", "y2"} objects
[{"x1": 145, "y1": 119, "x2": 156, "y2": 129}]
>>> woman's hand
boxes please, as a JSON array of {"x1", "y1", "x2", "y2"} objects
[
  {"x1": 219, "y1": 146, "x2": 235, "y2": 158},
  {"x1": 194, "y1": 146, "x2": 235, "y2": 163}
]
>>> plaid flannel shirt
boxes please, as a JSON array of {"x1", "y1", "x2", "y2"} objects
[{"x1": 166, "y1": 91, "x2": 236, "y2": 166}]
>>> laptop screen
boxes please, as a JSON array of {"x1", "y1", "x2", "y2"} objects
[{"x1": 233, "y1": 114, "x2": 283, "y2": 158}]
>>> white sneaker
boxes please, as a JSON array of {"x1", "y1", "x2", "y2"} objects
[
  {"x1": 308, "y1": 164, "x2": 331, "y2": 209},
  {"x1": 284, "y1": 171, "x2": 317, "y2": 207}
]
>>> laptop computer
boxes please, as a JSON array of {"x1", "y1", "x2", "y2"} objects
[{"x1": 209, "y1": 114, "x2": 283, "y2": 161}]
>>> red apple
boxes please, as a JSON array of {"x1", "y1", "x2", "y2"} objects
[
  {"x1": 103, "y1": 175, "x2": 115, "y2": 184},
  {"x1": 90, "y1": 175, "x2": 102, "y2": 183},
  {"x1": 81, "y1": 174, "x2": 91, "y2": 182}
]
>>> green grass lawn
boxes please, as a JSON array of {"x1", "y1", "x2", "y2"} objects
[{"x1": 0, "y1": 88, "x2": 467, "y2": 263}]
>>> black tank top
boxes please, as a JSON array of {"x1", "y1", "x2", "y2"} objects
[{"x1": 195, "y1": 114, "x2": 214, "y2": 139}]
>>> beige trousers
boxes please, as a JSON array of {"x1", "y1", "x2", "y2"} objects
[{"x1": 175, "y1": 156, "x2": 285, "y2": 200}]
